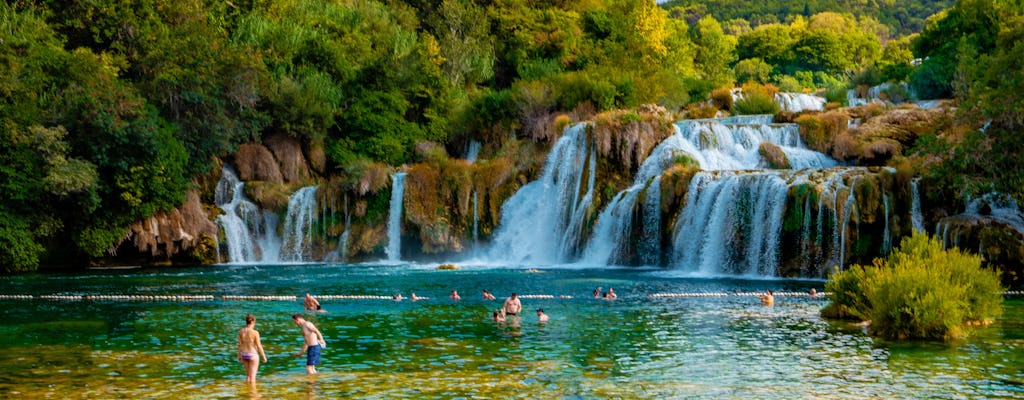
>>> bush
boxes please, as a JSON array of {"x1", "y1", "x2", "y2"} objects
[
  {"x1": 822, "y1": 232, "x2": 1005, "y2": 341},
  {"x1": 709, "y1": 87, "x2": 734, "y2": 111},
  {"x1": 734, "y1": 83, "x2": 779, "y2": 115}
]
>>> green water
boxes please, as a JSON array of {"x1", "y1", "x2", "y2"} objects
[{"x1": 0, "y1": 264, "x2": 1021, "y2": 399}]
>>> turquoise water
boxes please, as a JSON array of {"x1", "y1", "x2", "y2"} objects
[{"x1": 0, "y1": 264, "x2": 1021, "y2": 398}]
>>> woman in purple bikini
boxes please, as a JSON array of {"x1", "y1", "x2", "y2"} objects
[{"x1": 237, "y1": 313, "x2": 267, "y2": 384}]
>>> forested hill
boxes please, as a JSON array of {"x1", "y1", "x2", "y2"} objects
[
  {"x1": 1, "y1": 0, "x2": 1022, "y2": 272},
  {"x1": 660, "y1": 0, "x2": 955, "y2": 35}
]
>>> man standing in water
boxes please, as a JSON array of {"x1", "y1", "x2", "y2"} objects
[
  {"x1": 237, "y1": 314, "x2": 267, "y2": 384},
  {"x1": 292, "y1": 314, "x2": 326, "y2": 374},
  {"x1": 503, "y1": 292, "x2": 522, "y2": 316}
]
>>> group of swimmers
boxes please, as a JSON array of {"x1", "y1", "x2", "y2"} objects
[{"x1": 238, "y1": 287, "x2": 815, "y2": 383}]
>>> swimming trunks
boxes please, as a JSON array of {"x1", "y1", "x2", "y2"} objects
[
  {"x1": 306, "y1": 344, "x2": 321, "y2": 366},
  {"x1": 240, "y1": 352, "x2": 256, "y2": 361}
]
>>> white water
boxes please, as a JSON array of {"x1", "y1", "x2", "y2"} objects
[
  {"x1": 910, "y1": 178, "x2": 925, "y2": 232},
  {"x1": 386, "y1": 172, "x2": 407, "y2": 262},
  {"x1": 279, "y1": 186, "x2": 318, "y2": 262},
  {"x1": 214, "y1": 167, "x2": 263, "y2": 263},
  {"x1": 775, "y1": 92, "x2": 826, "y2": 112},
  {"x1": 488, "y1": 124, "x2": 595, "y2": 265},
  {"x1": 671, "y1": 171, "x2": 788, "y2": 276},
  {"x1": 465, "y1": 140, "x2": 481, "y2": 163},
  {"x1": 579, "y1": 115, "x2": 836, "y2": 267},
  {"x1": 673, "y1": 117, "x2": 837, "y2": 170},
  {"x1": 640, "y1": 177, "x2": 662, "y2": 266}
]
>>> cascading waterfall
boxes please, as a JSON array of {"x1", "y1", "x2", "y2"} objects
[
  {"x1": 386, "y1": 172, "x2": 407, "y2": 262},
  {"x1": 279, "y1": 186, "x2": 318, "y2": 262},
  {"x1": 214, "y1": 167, "x2": 263, "y2": 263},
  {"x1": 911, "y1": 178, "x2": 925, "y2": 232},
  {"x1": 671, "y1": 171, "x2": 789, "y2": 276},
  {"x1": 580, "y1": 115, "x2": 836, "y2": 267},
  {"x1": 674, "y1": 117, "x2": 837, "y2": 170},
  {"x1": 488, "y1": 124, "x2": 595, "y2": 264},
  {"x1": 775, "y1": 92, "x2": 826, "y2": 113},
  {"x1": 640, "y1": 177, "x2": 662, "y2": 265}
]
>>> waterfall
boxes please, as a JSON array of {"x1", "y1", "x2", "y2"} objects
[
  {"x1": 465, "y1": 140, "x2": 481, "y2": 163},
  {"x1": 910, "y1": 178, "x2": 925, "y2": 232},
  {"x1": 279, "y1": 186, "x2": 318, "y2": 262},
  {"x1": 488, "y1": 124, "x2": 594, "y2": 264},
  {"x1": 838, "y1": 176, "x2": 861, "y2": 268},
  {"x1": 671, "y1": 171, "x2": 788, "y2": 276},
  {"x1": 813, "y1": 169, "x2": 861, "y2": 271},
  {"x1": 640, "y1": 177, "x2": 662, "y2": 266},
  {"x1": 775, "y1": 92, "x2": 826, "y2": 113},
  {"x1": 882, "y1": 191, "x2": 892, "y2": 253},
  {"x1": 214, "y1": 167, "x2": 261, "y2": 263},
  {"x1": 673, "y1": 117, "x2": 837, "y2": 170},
  {"x1": 386, "y1": 172, "x2": 407, "y2": 262}
]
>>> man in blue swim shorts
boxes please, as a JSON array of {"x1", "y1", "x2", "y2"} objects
[{"x1": 292, "y1": 314, "x2": 326, "y2": 374}]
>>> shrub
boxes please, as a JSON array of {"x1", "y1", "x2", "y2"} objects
[
  {"x1": 774, "y1": 75, "x2": 803, "y2": 92},
  {"x1": 734, "y1": 90, "x2": 779, "y2": 115},
  {"x1": 758, "y1": 142, "x2": 791, "y2": 169},
  {"x1": 709, "y1": 87, "x2": 734, "y2": 111},
  {"x1": 822, "y1": 232, "x2": 1005, "y2": 341}
]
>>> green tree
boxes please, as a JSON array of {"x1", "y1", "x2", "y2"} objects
[{"x1": 691, "y1": 15, "x2": 736, "y2": 88}]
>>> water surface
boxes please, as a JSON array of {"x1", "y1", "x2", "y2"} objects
[{"x1": 0, "y1": 264, "x2": 1021, "y2": 398}]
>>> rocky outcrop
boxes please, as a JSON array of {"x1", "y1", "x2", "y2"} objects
[
  {"x1": 113, "y1": 191, "x2": 218, "y2": 264},
  {"x1": 233, "y1": 144, "x2": 283, "y2": 183},
  {"x1": 265, "y1": 133, "x2": 312, "y2": 183}
]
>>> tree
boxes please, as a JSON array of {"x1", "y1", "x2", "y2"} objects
[
  {"x1": 691, "y1": 15, "x2": 737, "y2": 88},
  {"x1": 432, "y1": 0, "x2": 494, "y2": 88}
]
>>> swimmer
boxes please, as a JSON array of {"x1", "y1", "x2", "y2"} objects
[
  {"x1": 536, "y1": 308, "x2": 549, "y2": 323},
  {"x1": 607, "y1": 288, "x2": 617, "y2": 299},
  {"x1": 304, "y1": 293, "x2": 323, "y2": 312},
  {"x1": 237, "y1": 314, "x2": 267, "y2": 384},
  {"x1": 411, "y1": 292, "x2": 420, "y2": 302},
  {"x1": 810, "y1": 288, "x2": 818, "y2": 297},
  {"x1": 392, "y1": 293, "x2": 404, "y2": 301},
  {"x1": 503, "y1": 292, "x2": 522, "y2": 316},
  {"x1": 482, "y1": 290, "x2": 496, "y2": 300},
  {"x1": 760, "y1": 290, "x2": 775, "y2": 306},
  {"x1": 450, "y1": 290, "x2": 461, "y2": 301},
  {"x1": 593, "y1": 287, "x2": 602, "y2": 299},
  {"x1": 292, "y1": 314, "x2": 326, "y2": 375},
  {"x1": 492, "y1": 309, "x2": 506, "y2": 323}
]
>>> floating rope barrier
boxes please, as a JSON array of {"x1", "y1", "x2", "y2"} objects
[
  {"x1": 86, "y1": 295, "x2": 215, "y2": 301},
  {"x1": 650, "y1": 292, "x2": 834, "y2": 298},
  {"x1": 221, "y1": 295, "x2": 297, "y2": 301},
  {"x1": 2, "y1": 291, "x2": 1020, "y2": 302}
]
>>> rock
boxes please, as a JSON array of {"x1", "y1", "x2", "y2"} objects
[
  {"x1": 233, "y1": 144, "x2": 283, "y2": 183},
  {"x1": 265, "y1": 133, "x2": 311, "y2": 183}
]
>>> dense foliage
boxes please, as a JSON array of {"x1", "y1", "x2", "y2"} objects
[
  {"x1": 661, "y1": 0, "x2": 954, "y2": 35},
  {"x1": 822, "y1": 233, "x2": 1004, "y2": 341}
]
